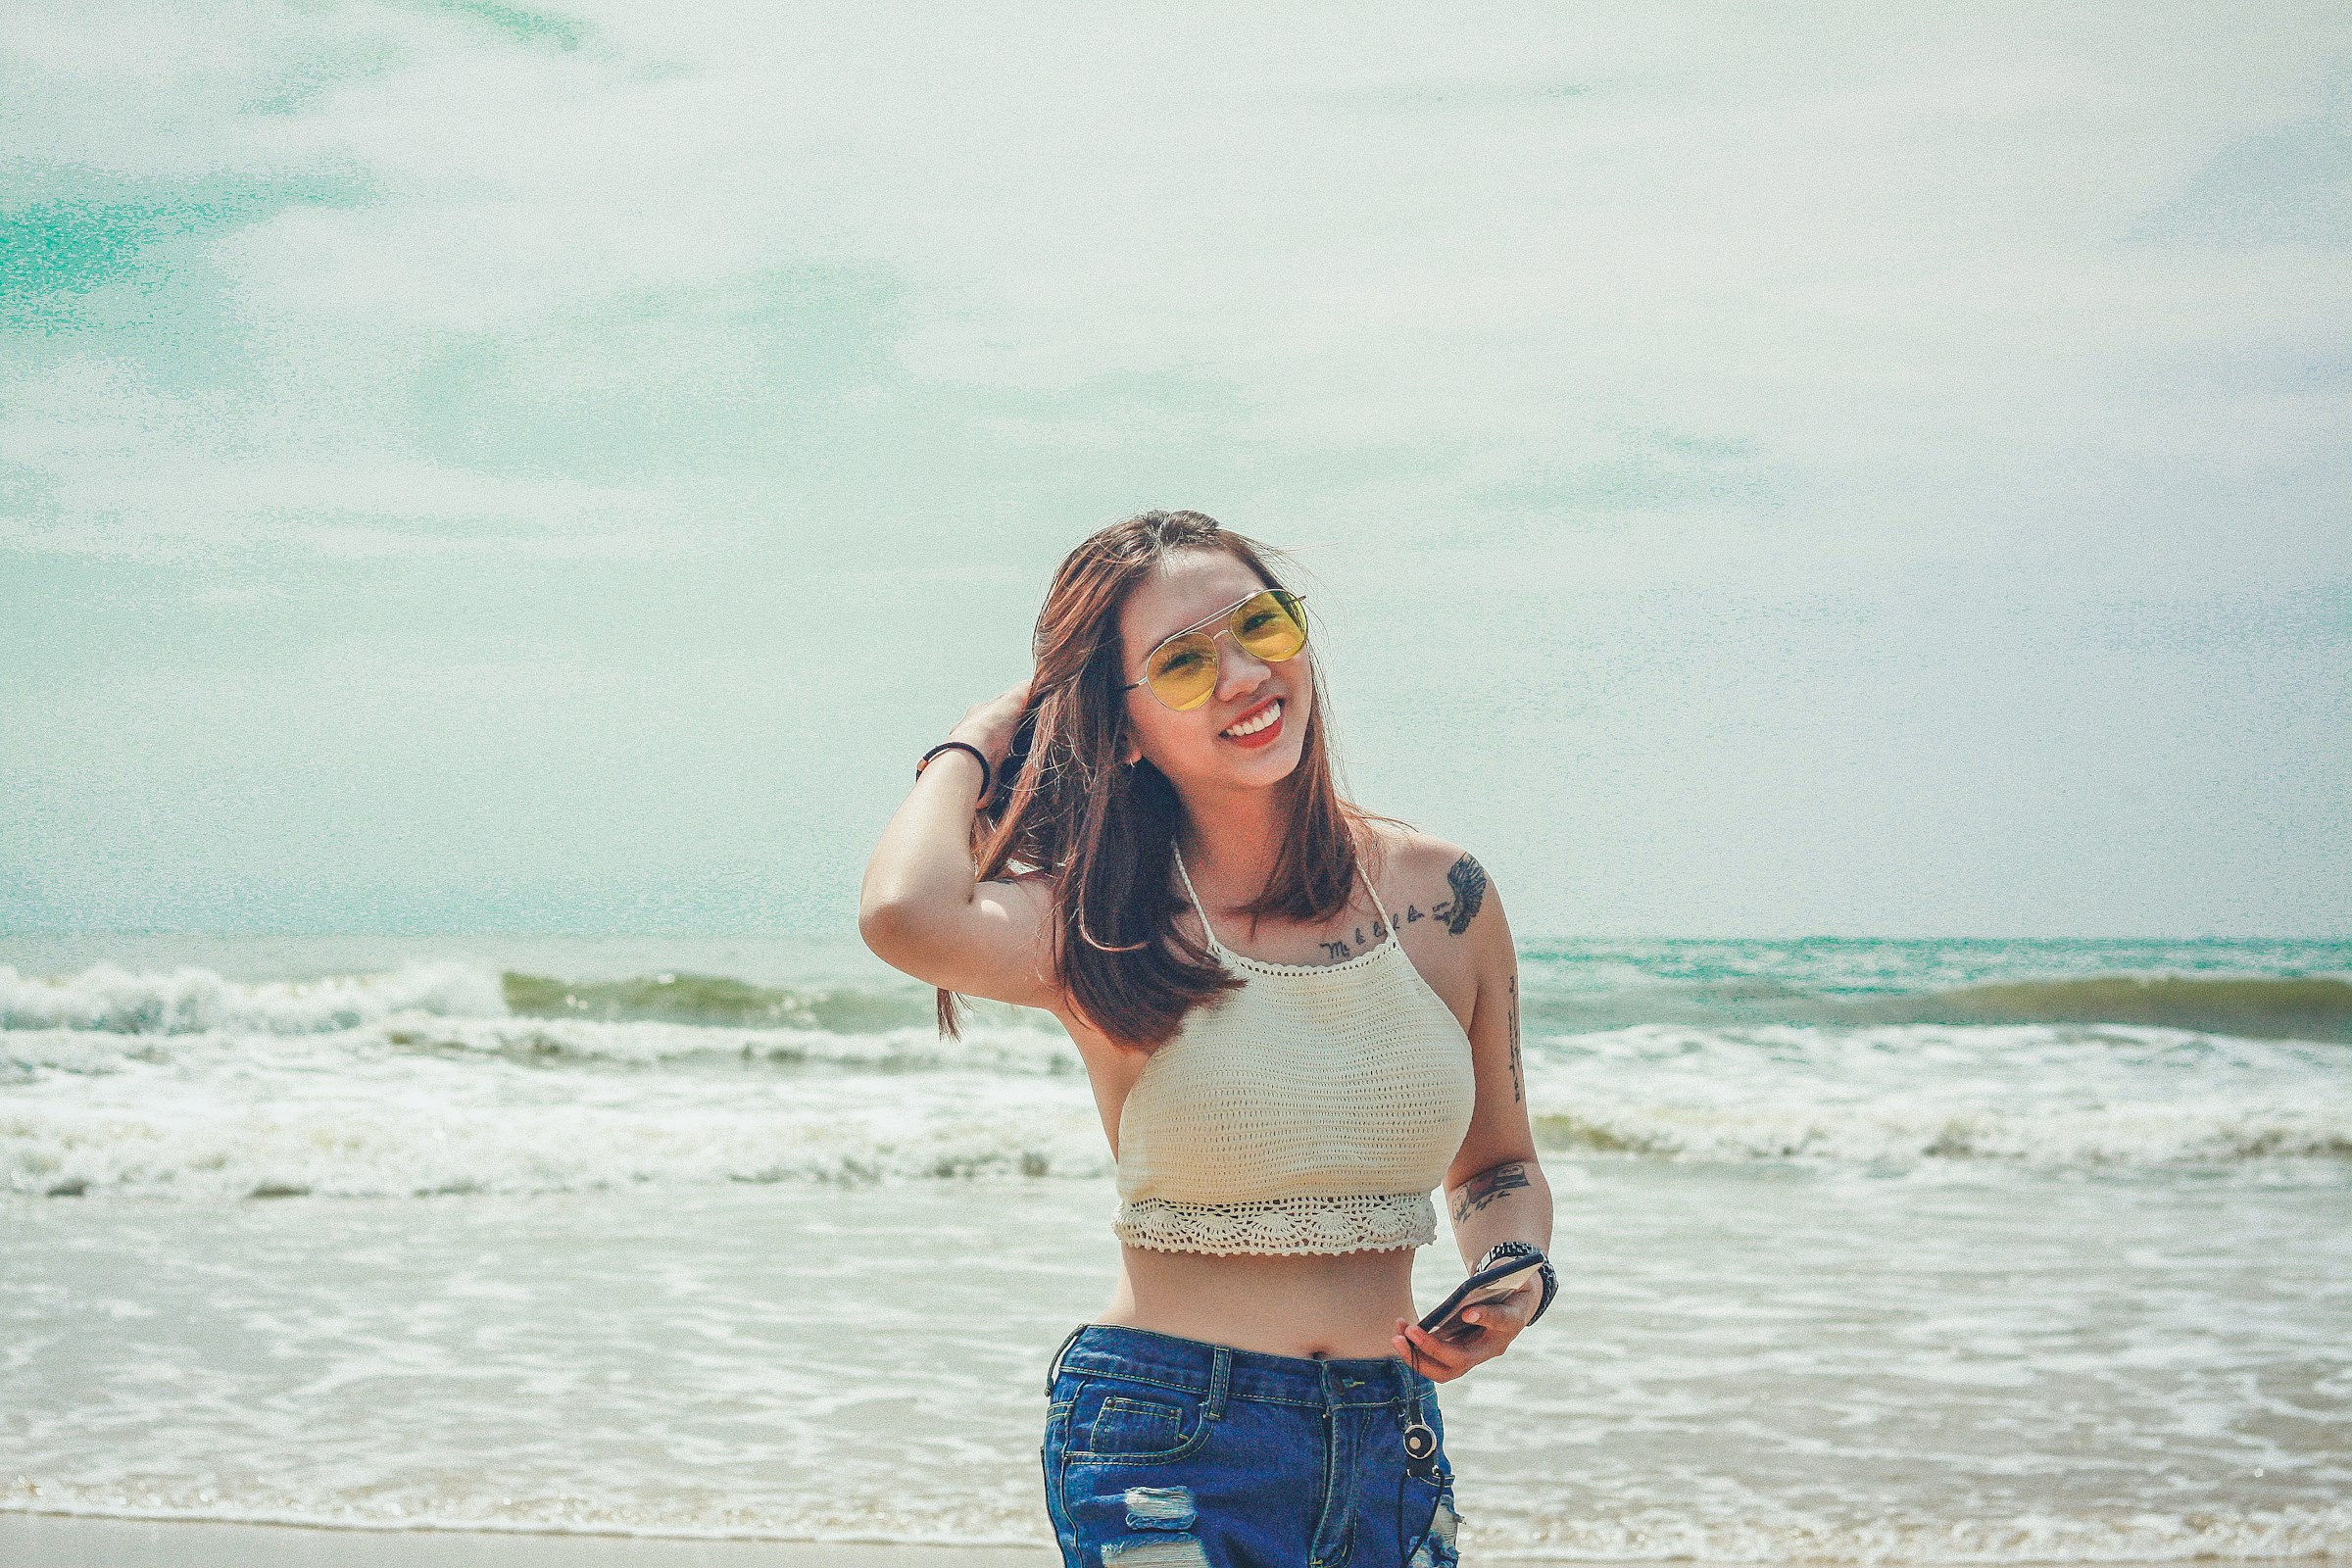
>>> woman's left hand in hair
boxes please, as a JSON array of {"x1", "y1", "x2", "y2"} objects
[{"x1": 1391, "y1": 1289, "x2": 1535, "y2": 1382}]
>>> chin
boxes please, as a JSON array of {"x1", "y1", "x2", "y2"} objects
[{"x1": 1233, "y1": 736, "x2": 1305, "y2": 779}]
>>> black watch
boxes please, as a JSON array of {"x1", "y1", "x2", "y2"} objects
[{"x1": 1478, "y1": 1241, "x2": 1557, "y2": 1326}]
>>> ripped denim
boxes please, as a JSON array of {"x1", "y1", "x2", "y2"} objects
[{"x1": 1040, "y1": 1323, "x2": 1463, "y2": 1568}]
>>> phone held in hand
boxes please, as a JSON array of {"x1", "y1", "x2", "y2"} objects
[{"x1": 1417, "y1": 1251, "x2": 1547, "y2": 1342}]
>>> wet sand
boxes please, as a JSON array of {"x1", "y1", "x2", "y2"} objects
[{"x1": 0, "y1": 1516, "x2": 1059, "y2": 1567}]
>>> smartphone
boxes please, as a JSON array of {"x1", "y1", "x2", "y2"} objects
[{"x1": 1416, "y1": 1253, "x2": 1546, "y2": 1342}]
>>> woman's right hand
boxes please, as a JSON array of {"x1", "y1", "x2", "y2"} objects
[{"x1": 947, "y1": 675, "x2": 1035, "y2": 769}]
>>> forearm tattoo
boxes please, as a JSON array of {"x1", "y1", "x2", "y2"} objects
[
  {"x1": 1450, "y1": 1160, "x2": 1531, "y2": 1224},
  {"x1": 1430, "y1": 854, "x2": 1487, "y2": 936}
]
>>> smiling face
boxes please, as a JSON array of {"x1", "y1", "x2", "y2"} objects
[{"x1": 1117, "y1": 548, "x2": 1313, "y2": 791}]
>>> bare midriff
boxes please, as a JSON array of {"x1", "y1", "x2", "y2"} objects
[{"x1": 1095, "y1": 1242, "x2": 1421, "y2": 1361}]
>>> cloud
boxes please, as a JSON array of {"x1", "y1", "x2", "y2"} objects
[
  {"x1": 2, "y1": 1, "x2": 2347, "y2": 935},
  {"x1": 0, "y1": 357, "x2": 706, "y2": 562},
  {"x1": 2, "y1": 2, "x2": 2346, "y2": 585},
  {"x1": 2128, "y1": 119, "x2": 2352, "y2": 247}
]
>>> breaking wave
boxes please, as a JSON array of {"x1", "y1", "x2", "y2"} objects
[
  {"x1": 1874, "y1": 974, "x2": 2352, "y2": 1041},
  {"x1": 1, "y1": 1094, "x2": 1111, "y2": 1200},
  {"x1": 4, "y1": 953, "x2": 2348, "y2": 1200},
  {"x1": 0, "y1": 961, "x2": 506, "y2": 1035},
  {"x1": 1534, "y1": 1103, "x2": 2352, "y2": 1165},
  {"x1": 1524, "y1": 975, "x2": 2352, "y2": 1042},
  {"x1": 8, "y1": 962, "x2": 2349, "y2": 1043},
  {"x1": 0, "y1": 962, "x2": 938, "y2": 1038}
]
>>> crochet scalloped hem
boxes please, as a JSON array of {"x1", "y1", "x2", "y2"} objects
[{"x1": 1113, "y1": 1191, "x2": 1438, "y2": 1255}]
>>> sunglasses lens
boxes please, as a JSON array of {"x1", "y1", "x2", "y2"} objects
[
  {"x1": 1234, "y1": 590, "x2": 1307, "y2": 662},
  {"x1": 1146, "y1": 635, "x2": 1221, "y2": 710}
]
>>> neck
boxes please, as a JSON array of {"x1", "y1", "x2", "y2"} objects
[{"x1": 1177, "y1": 780, "x2": 1293, "y2": 903}]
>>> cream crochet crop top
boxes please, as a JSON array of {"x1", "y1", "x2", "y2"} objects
[{"x1": 1110, "y1": 843, "x2": 1479, "y2": 1255}]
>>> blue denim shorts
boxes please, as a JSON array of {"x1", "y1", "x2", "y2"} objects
[{"x1": 1040, "y1": 1323, "x2": 1464, "y2": 1568}]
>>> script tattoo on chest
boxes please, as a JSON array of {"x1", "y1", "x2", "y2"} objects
[
  {"x1": 1450, "y1": 1160, "x2": 1531, "y2": 1224},
  {"x1": 1309, "y1": 854, "x2": 1483, "y2": 965},
  {"x1": 1429, "y1": 854, "x2": 1487, "y2": 936}
]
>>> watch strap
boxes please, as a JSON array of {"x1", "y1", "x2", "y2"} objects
[{"x1": 1478, "y1": 1241, "x2": 1557, "y2": 1326}]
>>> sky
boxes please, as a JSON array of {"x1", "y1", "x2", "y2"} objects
[{"x1": 2, "y1": 1, "x2": 2347, "y2": 939}]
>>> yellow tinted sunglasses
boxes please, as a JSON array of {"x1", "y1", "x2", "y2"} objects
[{"x1": 1121, "y1": 589, "x2": 1310, "y2": 711}]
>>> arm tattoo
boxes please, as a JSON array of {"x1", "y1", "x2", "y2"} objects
[
  {"x1": 1507, "y1": 971, "x2": 1523, "y2": 1103},
  {"x1": 1449, "y1": 1159, "x2": 1531, "y2": 1224}
]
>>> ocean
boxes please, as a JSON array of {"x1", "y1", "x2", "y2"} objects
[{"x1": 2, "y1": 934, "x2": 2346, "y2": 1561}]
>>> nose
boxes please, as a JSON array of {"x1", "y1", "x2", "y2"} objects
[{"x1": 1213, "y1": 631, "x2": 1273, "y2": 702}]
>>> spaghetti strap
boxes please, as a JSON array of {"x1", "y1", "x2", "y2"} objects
[
  {"x1": 1174, "y1": 842, "x2": 1395, "y2": 959},
  {"x1": 1354, "y1": 854, "x2": 1398, "y2": 951},
  {"x1": 1170, "y1": 843, "x2": 1223, "y2": 953}
]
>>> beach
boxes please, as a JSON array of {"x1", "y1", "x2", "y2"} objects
[
  {"x1": 3, "y1": 934, "x2": 2348, "y2": 1562},
  {"x1": 0, "y1": 1516, "x2": 1054, "y2": 1565}
]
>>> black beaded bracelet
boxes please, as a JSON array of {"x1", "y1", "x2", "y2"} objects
[
  {"x1": 1479, "y1": 1241, "x2": 1557, "y2": 1326},
  {"x1": 916, "y1": 741, "x2": 992, "y2": 808}
]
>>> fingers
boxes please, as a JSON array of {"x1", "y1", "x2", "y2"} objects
[
  {"x1": 1393, "y1": 1317, "x2": 1478, "y2": 1381},
  {"x1": 1393, "y1": 1307, "x2": 1525, "y2": 1383},
  {"x1": 969, "y1": 678, "x2": 1033, "y2": 720},
  {"x1": 1471, "y1": 1294, "x2": 1533, "y2": 1331},
  {"x1": 1392, "y1": 1318, "x2": 1450, "y2": 1379},
  {"x1": 956, "y1": 678, "x2": 1039, "y2": 760}
]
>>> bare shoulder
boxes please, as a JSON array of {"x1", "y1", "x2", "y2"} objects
[
  {"x1": 1362, "y1": 822, "x2": 1506, "y2": 940},
  {"x1": 1360, "y1": 822, "x2": 1512, "y2": 1022}
]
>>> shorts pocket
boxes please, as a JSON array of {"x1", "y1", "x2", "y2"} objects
[
  {"x1": 1065, "y1": 1376, "x2": 1211, "y2": 1463},
  {"x1": 1095, "y1": 1396, "x2": 1181, "y2": 1451}
]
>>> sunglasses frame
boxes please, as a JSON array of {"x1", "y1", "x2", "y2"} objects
[{"x1": 1121, "y1": 588, "x2": 1310, "y2": 711}]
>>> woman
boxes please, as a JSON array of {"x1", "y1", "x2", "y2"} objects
[{"x1": 858, "y1": 510, "x2": 1554, "y2": 1568}]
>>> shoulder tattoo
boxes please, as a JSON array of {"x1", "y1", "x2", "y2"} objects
[{"x1": 1429, "y1": 853, "x2": 1487, "y2": 936}]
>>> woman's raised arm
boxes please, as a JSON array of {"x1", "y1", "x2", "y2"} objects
[{"x1": 858, "y1": 678, "x2": 1063, "y2": 1012}]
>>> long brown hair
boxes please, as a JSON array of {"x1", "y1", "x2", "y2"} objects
[{"x1": 936, "y1": 510, "x2": 1407, "y2": 1052}]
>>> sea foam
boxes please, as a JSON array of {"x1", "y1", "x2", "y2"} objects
[{"x1": 0, "y1": 961, "x2": 505, "y2": 1035}]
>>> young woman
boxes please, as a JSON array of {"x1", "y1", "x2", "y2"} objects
[{"x1": 858, "y1": 510, "x2": 1554, "y2": 1568}]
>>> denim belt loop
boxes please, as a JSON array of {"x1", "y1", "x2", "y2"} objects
[
  {"x1": 1044, "y1": 1322, "x2": 1086, "y2": 1396},
  {"x1": 1206, "y1": 1344, "x2": 1231, "y2": 1419}
]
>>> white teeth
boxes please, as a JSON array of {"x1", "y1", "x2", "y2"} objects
[{"x1": 1223, "y1": 700, "x2": 1282, "y2": 737}]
